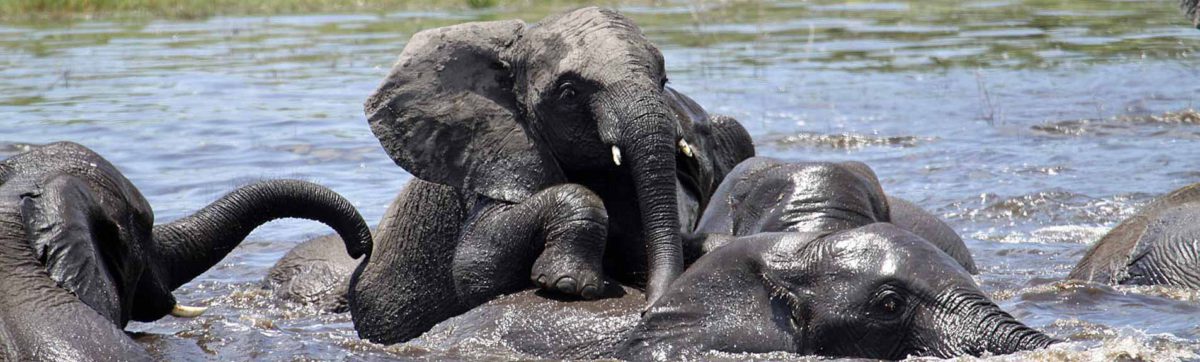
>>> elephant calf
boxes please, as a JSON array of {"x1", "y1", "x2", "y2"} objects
[
  {"x1": 416, "y1": 158, "x2": 1051, "y2": 360},
  {"x1": 0, "y1": 142, "x2": 372, "y2": 361},
  {"x1": 685, "y1": 157, "x2": 978, "y2": 273},
  {"x1": 347, "y1": 6, "x2": 755, "y2": 344},
  {"x1": 1070, "y1": 182, "x2": 1200, "y2": 288}
]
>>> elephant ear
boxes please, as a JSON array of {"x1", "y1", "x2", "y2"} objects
[
  {"x1": 837, "y1": 161, "x2": 891, "y2": 222},
  {"x1": 20, "y1": 175, "x2": 130, "y2": 326},
  {"x1": 365, "y1": 20, "x2": 563, "y2": 203}
]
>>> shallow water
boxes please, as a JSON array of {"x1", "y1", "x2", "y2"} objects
[{"x1": 2, "y1": 0, "x2": 1199, "y2": 360}]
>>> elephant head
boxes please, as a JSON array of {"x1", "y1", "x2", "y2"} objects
[
  {"x1": 688, "y1": 157, "x2": 977, "y2": 273},
  {"x1": 4, "y1": 142, "x2": 371, "y2": 328},
  {"x1": 364, "y1": 7, "x2": 698, "y2": 300},
  {"x1": 619, "y1": 223, "x2": 1053, "y2": 360}
]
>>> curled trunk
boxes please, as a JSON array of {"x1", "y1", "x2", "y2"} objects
[{"x1": 150, "y1": 179, "x2": 371, "y2": 290}]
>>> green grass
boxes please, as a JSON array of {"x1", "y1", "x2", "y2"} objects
[{"x1": 0, "y1": 0, "x2": 542, "y2": 21}]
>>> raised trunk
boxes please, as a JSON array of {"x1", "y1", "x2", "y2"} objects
[{"x1": 150, "y1": 179, "x2": 371, "y2": 290}]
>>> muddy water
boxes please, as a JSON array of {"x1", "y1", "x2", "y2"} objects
[{"x1": 1, "y1": 0, "x2": 1199, "y2": 360}]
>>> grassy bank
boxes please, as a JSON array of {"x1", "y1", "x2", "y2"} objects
[{"x1": 0, "y1": 0, "x2": 625, "y2": 21}]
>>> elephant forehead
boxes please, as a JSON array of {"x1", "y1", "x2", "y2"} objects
[
  {"x1": 821, "y1": 230, "x2": 893, "y2": 273},
  {"x1": 530, "y1": 9, "x2": 663, "y2": 80},
  {"x1": 820, "y1": 224, "x2": 968, "y2": 277}
]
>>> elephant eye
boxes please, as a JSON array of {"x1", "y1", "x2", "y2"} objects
[
  {"x1": 557, "y1": 81, "x2": 579, "y2": 103},
  {"x1": 867, "y1": 289, "x2": 906, "y2": 321}
]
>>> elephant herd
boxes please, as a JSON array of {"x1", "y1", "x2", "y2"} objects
[{"x1": 3, "y1": 6, "x2": 1200, "y2": 362}]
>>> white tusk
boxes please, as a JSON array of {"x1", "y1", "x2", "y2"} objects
[
  {"x1": 678, "y1": 139, "x2": 694, "y2": 158},
  {"x1": 611, "y1": 145, "x2": 622, "y2": 166},
  {"x1": 170, "y1": 304, "x2": 208, "y2": 318}
]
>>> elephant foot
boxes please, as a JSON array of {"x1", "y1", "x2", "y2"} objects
[{"x1": 531, "y1": 244, "x2": 605, "y2": 299}]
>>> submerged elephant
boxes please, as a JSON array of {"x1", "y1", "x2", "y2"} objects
[
  {"x1": 415, "y1": 159, "x2": 1049, "y2": 360},
  {"x1": 0, "y1": 142, "x2": 372, "y2": 361},
  {"x1": 264, "y1": 232, "x2": 361, "y2": 312},
  {"x1": 684, "y1": 157, "x2": 977, "y2": 272},
  {"x1": 346, "y1": 7, "x2": 754, "y2": 344},
  {"x1": 1069, "y1": 182, "x2": 1200, "y2": 288}
]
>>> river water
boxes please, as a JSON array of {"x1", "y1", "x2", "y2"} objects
[{"x1": 2, "y1": 0, "x2": 1199, "y2": 360}]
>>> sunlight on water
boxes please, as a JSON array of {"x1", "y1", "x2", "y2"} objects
[{"x1": 1, "y1": 0, "x2": 1198, "y2": 360}]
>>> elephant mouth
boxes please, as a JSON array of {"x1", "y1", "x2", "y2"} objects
[{"x1": 675, "y1": 147, "x2": 707, "y2": 209}]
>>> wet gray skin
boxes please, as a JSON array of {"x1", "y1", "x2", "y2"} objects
[
  {"x1": 346, "y1": 6, "x2": 754, "y2": 345},
  {"x1": 685, "y1": 157, "x2": 977, "y2": 273},
  {"x1": 418, "y1": 224, "x2": 1051, "y2": 360},
  {"x1": 621, "y1": 224, "x2": 1053, "y2": 360},
  {"x1": 416, "y1": 158, "x2": 1042, "y2": 360},
  {"x1": 6, "y1": 0, "x2": 1200, "y2": 359},
  {"x1": 1069, "y1": 183, "x2": 1200, "y2": 287},
  {"x1": 263, "y1": 232, "x2": 363, "y2": 313},
  {"x1": 0, "y1": 142, "x2": 371, "y2": 361}
]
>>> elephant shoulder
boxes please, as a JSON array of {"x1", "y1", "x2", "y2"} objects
[
  {"x1": 1068, "y1": 215, "x2": 1152, "y2": 283},
  {"x1": 1142, "y1": 182, "x2": 1200, "y2": 216}
]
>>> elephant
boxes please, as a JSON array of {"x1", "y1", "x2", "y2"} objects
[
  {"x1": 683, "y1": 157, "x2": 977, "y2": 273},
  {"x1": 405, "y1": 158, "x2": 1042, "y2": 360},
  {"x1": 346, "y1": 7, "x2": 754, "y2": 344},
  {"x1": 0, "y1": 142, "x2": 372, "y2": 361},
  {"x1": 617, "y1": 223, "x2": 1054, "y2": 360},
  {"x1": 264, "y1": 232, "x2": 361, "y2": 312},
  {"x1": 1068, "y1": 182, "x2": 1200, "y2": 288}
]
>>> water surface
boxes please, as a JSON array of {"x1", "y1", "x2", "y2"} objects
[{"x1": 2, "y1": 0, "x2": 1199, "y2": 360}]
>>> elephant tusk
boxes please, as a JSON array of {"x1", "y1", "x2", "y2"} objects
[
  {"x1": 612, "y1": 145, "x2": 622, "y2": 166},
  {"x1": 678, "y1": 139, "x2": 694, "y2": 158},
  {"x1": 169, "y1": 304, "x2": 208, "y2": 318}
]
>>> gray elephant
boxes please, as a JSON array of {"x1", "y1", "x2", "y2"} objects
[
  {"x1": 619, "y1": 223, "x2": 1052, "y2": 360},
  {"x1": 264, "y1": 232, "x2": 361, "y2": 312},
  {"x1": 1069, "y1": 182, "x2": 1200, "y2": 287},
  {"x1": 414, "y1": 158, "x2": 1049, "y2": 360},
  {"x1": 685, "y1": 157, "x2": 977, "y2": 272},
  {"x1": 344, "y1": 7, "x2": 755, "y2": 344},
  {"x1": 0, "y1": 142, "x2": 372, "y2": 361}
]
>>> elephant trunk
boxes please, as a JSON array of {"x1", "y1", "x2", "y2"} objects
[
  {"x1": 620, "y1": 94, "x2": 684, "y2": 303},
  {"x1": 930, "y1": 290, "x2": 1056, "y2": 358},
  {"x1": 150, "y1": 179, "x2": 372, "y2": 290}
]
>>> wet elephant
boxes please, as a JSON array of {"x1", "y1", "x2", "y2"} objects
[
  {"x1": 1069, "y1": 183, "x2": 1200, "y2": 288},
  {"x1": 408, "y1": 158, "x2": 1047, "y2": 360},
  {"x1": 684, "y1": 157, "x2": 977, "y2": 273},
  {"x1": 284, "y1": 7, "x2": 756, "y2": 344},
  {"x1": 417, "y1": 224, "x2": 1050, "y2": 360},
  {"x1": 0, "y1": 142, "x2": 372, "y2": 361}
]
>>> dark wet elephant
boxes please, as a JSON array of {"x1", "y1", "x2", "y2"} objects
[
  {"x1": 0, "y1": 142, "x2": 372, "y2": 361},
  {"x1": 1069, "y1": 183, "x2": 1200, "y2": 287},
  {"x1": 344, "y1": 7, "x2": 754, "y2": 344},
  {"x1": 620, "y1": 223, "x2": 1053, "y2": 360},
  {"x1": 684, "y1": 157, "x2": 977, "y2": 273},
  {"x1": 409, "y1": 158, "x2": 1048, "y2": 360}
]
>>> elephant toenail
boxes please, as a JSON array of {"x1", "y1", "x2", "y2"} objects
[
  {"x1": 555, "y1": 277, "x2": 578, "y2": 294},
  {"x1": 536, "y1": 275, "x2": 547, "y2": 287},
  {"x1": 581, "y1": 285, "x2": 598, "y2": 299}
]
